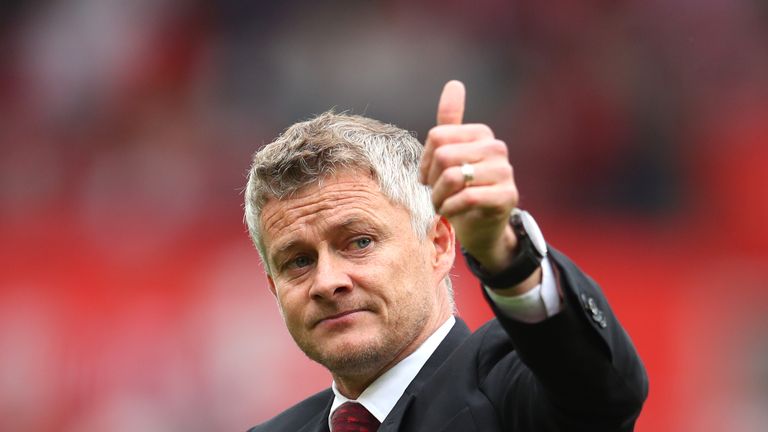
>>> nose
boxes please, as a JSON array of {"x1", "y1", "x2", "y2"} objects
[{"x1": 308, "y1": 251, "x2": 353, "y2": 301}]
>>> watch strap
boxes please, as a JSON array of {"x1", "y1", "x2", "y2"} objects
[
  {"x1": 462, "y1": 210, "x2": 546, "y2": 289},
  {"x1": 463, "y1": 233, "x2": 543, "y2": 289}
]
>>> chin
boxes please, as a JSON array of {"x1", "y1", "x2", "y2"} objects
[{"x1": 309, "y1": 336, "x2": 391, "y2": 376}]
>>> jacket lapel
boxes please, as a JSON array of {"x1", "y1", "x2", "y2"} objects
[
  {"x1": 297, "y1": 395, "x2": 333, "y2": 432},
  {"x1": 379, "y1": 317, "x2": 471, "y2": 431}
]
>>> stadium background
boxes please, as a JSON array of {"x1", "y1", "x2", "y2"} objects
[{"x1": 1, "y1": 1, "x2": 766, "y2": 430}]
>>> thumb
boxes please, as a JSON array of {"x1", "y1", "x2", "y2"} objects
[{"x1": 436, "y1": 80, "x2": 466, "y2": 125}]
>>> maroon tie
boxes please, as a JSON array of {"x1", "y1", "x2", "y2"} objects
[{"x1": 331, "y1": 402, "x2": 380, "y2": 432}]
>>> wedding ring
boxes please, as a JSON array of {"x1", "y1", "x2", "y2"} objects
[{"x1": 460, "y1": 163, "x2": 475, "y2": 186}]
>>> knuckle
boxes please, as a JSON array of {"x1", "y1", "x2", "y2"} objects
[
  {"x1": 498, "y1": 161, "x2": 513, "y2": 178},
  {"x1": 438, "y1": 169, "x2": 461, "y2": 191},
  {"x1": 448, "y1": 168, "x2": 464, "y2": 188},
  {"x1": 463, "y1": 188, "x2": 479, "y2": 206},
  {"x1": 478, "y1": 123, "x2": 494, "y2": 138},
  {"x1": 491, "y1": 139, "x2": 508, "y2": 156},
  {"x1": 433, "y1": 148, "x2": 451, "y2": 169},
  {"x1": 486, "y1": 159, "x2": 512, "y2": 178},
  {"x1": 502, "y1": 183, "x2": 519, "y2": 201},
  {"x1": 427, "y1": 126, "x2": 448, "y2": 145},
  {"x1": 480, "y1": 139, "x2": 507, "y2": 156},
  {"x1": 426, "y1": 128, "x2": 439, "y2": 144}
]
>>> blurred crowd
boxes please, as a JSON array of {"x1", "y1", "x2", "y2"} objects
[{"x1": 0, "y1": 1, "x2": 766, "y2": 431}]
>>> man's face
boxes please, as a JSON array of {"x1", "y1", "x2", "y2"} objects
[{"x1": 261, "y1": 172, "x2": 451, "y2": 378}]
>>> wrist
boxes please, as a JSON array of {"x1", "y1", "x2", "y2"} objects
[
  {"x1": 463, "y1": 209, "x2": 547, "y2": 289},
  {"x1": 467, "y1": 225, "x2": 518, "y2": 273}
]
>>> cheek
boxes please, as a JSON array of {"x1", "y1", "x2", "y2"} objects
[
  {"x1": 395, "y1": 242, "x2": 431, "y2": 276},
  {"x1": 275, "y1": 288, "x2": 306, "y2": 326},
  {"x1": 373, "y1": 247, "x2": 431, "y2": 297}
]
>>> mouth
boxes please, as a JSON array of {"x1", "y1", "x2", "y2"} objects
[{"x1": 313, "y1": 309, "x2": 367, "y2": 328}]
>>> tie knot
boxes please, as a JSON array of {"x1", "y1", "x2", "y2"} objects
[{"x1": 331, "y1": 402, "x2": 380, "y2": 432}]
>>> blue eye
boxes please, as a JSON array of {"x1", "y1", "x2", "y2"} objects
[
  {"x1": 291, "y1": 256, "x2": 312, "y2": 268},
  {"x1": 353, "y1": 237, "x2": 372, "y2": 249}
]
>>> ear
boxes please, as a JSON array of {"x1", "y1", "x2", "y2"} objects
[
  {"x1": 429, "y1": 215, "x2": 456, "y2": 281},
  {"x1": 267, "y1": 275, "x2": 278, "y2": 297}
]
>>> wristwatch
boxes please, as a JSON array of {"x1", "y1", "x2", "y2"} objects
[{"x1": 464, "y1": 208, "x2": 548, "y2": 289}]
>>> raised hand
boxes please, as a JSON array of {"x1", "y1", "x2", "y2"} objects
[{"x1": 419, "y1": 80, "x2": 521, "y2": 275}]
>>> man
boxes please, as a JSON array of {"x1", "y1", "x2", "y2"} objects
[{"x1": 244, "y1": 81, "x2": 647, "y2": 431}]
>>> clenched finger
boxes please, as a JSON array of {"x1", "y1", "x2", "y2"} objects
[
  {"x1": 431, "y1": 160, "x2": 515, "y2": 212},
  {"x1": 437, "y1": 182, "x2": 519, "y2": 219},
  {"x1": 420, "y1": 124, "x2": 495, "y2": 183},
  {"x1": 426, "y1": 139, "x2": 507, "y2": 186}
]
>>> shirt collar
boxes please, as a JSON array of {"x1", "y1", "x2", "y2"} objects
[{"x1": 329, "y1": 315, "x2": 456, "y2": 426}]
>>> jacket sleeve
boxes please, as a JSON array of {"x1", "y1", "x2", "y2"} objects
[{"x1": 468, "y1": 246, "x2": 649, "y2": 431}]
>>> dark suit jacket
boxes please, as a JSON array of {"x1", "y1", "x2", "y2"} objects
[{"x1": 248, "y1": 248, "x2": 648, "y2": 431}]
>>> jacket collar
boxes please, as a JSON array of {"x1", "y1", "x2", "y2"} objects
[{"x1": 379, "y1": 317, "x2": 471, "y2": 431}]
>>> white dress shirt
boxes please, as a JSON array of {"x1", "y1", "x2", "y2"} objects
[{"x1": 328, "y1": 256, "x2": 562, "y2": 428}]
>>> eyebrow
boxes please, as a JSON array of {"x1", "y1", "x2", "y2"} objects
[
  {"x1": 269, "y1": 216, "x2": 379, "y2": 260},
  {"x1": 336, "y1": 217, "x2": 376, "y2": 232},
  {"x1": 270, "y1": 239, "x2": 302, "y2": 267}
]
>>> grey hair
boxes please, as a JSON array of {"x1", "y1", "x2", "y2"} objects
[{"x1": 244, "y1": 111, "x2": 453, "y2": 303}]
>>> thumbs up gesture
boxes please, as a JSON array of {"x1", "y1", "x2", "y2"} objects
[{"x1": 419, "y1": 81, "x2": 521, "y2": 275}]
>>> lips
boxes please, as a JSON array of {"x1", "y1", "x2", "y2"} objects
[{"x1": 313, "y1": 308, "x2": 367, "y2": 328}]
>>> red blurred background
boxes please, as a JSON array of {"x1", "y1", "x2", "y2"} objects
[{"x1": 1, "y1": 1, "x2": 766, "y2": 431}]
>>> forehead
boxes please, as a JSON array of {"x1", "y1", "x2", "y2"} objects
[{"x1": 260, "y1": 172, "x2": 408, "y2": 248}]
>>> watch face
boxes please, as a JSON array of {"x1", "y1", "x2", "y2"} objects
[{"x1": 519, "y1": 210, "x2": 548, "y2": 257}]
